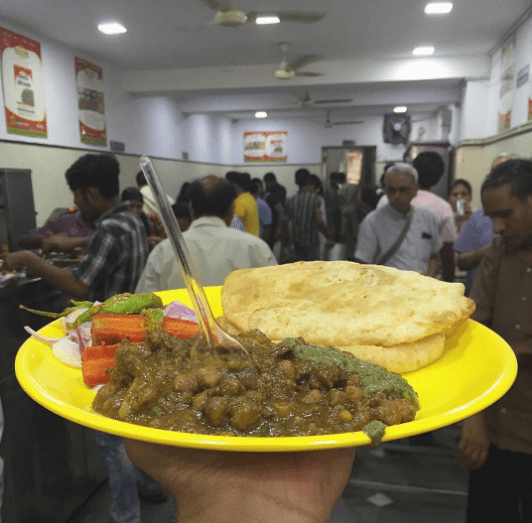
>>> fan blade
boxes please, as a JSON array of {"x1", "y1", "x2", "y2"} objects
[
  {"x1": 333, "y1": 121, "x2": 364, "y2": 126},
  {"x1": 202, "y1": 0, "x2": 233, "y2": 12},
  {"x1": 313, "y1": 99, "x2": 353, "y2": 104},
  {"x1": 277, "y1": 11, "x2": 325, "y2": 23},
  {"x1": 294, "y1": 71, "x2": 323, "y2": 77},
  {"x1": 288, "y1": 54, "x2": 321, "y2": 72}
]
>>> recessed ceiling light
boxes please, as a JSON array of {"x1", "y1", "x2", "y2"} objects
[
  {"x1": 255, "y1": 15, "x2": 280, "y2": 25},
  {"x1": 412, "y1": 46, "x2": 435, "y2": 56},
  {"x1": 98, "y1": 22, "x2": 127, "y2": 35},
  {"x1": 393, "y1": 106, "x2": 408, "y2": 113},
  {"x1": 424, "y1": 3, "x2": 453, "y2": 15},
  {"x1": 255, "y1": 111, "x2": 268, "y2": 118}
]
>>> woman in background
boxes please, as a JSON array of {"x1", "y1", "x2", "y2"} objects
[{"x1": 447, "y1": 179, "x2": 473, "y2": 235}]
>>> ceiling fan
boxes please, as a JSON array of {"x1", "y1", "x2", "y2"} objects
[
  {"x1": 275, "y1": 43, "x2": 322, "y2": 80},
  {"x1": 324, "y1": 111, "x2": 364, "y2": 128},
  {"x1": 202, "y1": 0, "x2": 326, "y2": 27},
  {"x1": 299, "y1": 91, "x2": 353, "y2": 108}
]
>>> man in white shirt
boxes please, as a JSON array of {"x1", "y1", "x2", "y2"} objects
[
  {"x1": 136, "y1": 175, "x2": 276, "y2": 293},
  {"x1": 377, "y1": 152, "x2": 457, "y2": 281},
  {"x1": 355, "y1": 163, "x2": 442, "y2": 276}
]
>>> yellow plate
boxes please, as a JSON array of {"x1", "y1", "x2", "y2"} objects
[{"x1": 15, "y1": 287, "x2": 517, "y2": 452}]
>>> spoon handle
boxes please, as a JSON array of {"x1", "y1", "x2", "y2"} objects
[{"x1": 139, "y1": 156, "x2": 216, "y2": 349}]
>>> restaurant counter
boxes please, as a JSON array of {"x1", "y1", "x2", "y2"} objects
[{"x1": 0, "y1": 272, "x2": 106, "y2": 523}]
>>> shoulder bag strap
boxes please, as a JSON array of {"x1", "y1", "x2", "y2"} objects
[{"x1": 377, "y1": 207, "x2": 414, "y2": 265}]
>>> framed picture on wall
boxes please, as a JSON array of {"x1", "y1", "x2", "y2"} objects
[
  {"x1": 75, "y1": 57, "x2": 107, "y2": 146},
  {"x1": 0, "y1": 27, "x2": 47, "y2": 138},
  {"x1": 244, "y1": 131, "x2": 287, "y2": 162}
]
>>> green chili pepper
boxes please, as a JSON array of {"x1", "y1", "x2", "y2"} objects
[
  {"x1": 89, "y1": 293, "x2": 163, "y2": 317},
  {"x1": 19, "y1": 300, "x2": 93, "y2": 319},
  {"x1": 22, "y1": 292, "x2": 165, "y2": 328}
]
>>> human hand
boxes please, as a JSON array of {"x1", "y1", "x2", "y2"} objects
[
  {"x1": 125, "y1": 439, "x2": 356, "y2": 523},
  {"x1": 2, "y1": 250, "x2": 33, "y2": 272},
  {"x1": 41, "y1": 233, "x2": 77, "y2": 254},
  {"x1": 455, "y1": 414, "x2": 489, "y2": 470}
]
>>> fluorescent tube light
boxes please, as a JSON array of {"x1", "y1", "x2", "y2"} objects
[
  {"x1": 98, "y1": 23, "x2": 127, "y2": 35},
  {"x1": 393, "y1": 106, "x2": 408, "y2": 113},
  {"x1": 255, "y1": 111, "x2": 268, "y2": 118},
  {"x1": 413, "y1": 46, "x2": 435, "y2": 56},
  {"x1": 425, "y1": 3, "x2": 453, "y2": 14},
  {"x1": 255, "y1": 15, "x2": 280, "y2": 25}
]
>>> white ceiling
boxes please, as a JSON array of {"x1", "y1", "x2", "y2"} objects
[{"x1": 0, "y1": 0, "x2": 530, "y2": 123}]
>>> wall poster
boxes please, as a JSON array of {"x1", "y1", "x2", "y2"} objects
[
  {"x1": 0, "y1": 28, "x2": 47, "y2": 137},
  {"x1": 75, "y1": 57, "x2": 106, "y2": 146},
  {"x1": 244, "y1": 131, "x2": 287, "y2": 162},
  {"x1": 497, "y1": 35, "x2": 515, "y2": 133}
]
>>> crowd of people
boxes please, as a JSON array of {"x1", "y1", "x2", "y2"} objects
[{"x1": 2, "y1": 151, "x2": 531, "y2": 522}]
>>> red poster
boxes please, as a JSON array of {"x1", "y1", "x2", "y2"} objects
[
  {"x1": 75, "y1": 57, "x2": 106, "y2": 146},
  {"x1": 0, "y1": 27, "x2": 47, "y2": 137}
]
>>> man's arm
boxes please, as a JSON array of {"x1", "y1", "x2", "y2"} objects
[
  {"x1": 427, "y1": 252, "x2": 441, "y2": 278},
  {"x1": 41, "y1": 234, "x2": 91, "y2": 254},
  {"x1": 3, "y1": 251, "x2": 91, "y2": 299},
  {"x1": 457, "y1": 245, "x2": 490, "y2": 270},
  {"x1": 19, "y1": 234, "x2": 46, "y2": 249},
  {"x1": 439, "y1": 242, "x2": 455, "y2": 282},
  {"x1": 455, "y1": 412, "x2": 489, "y2": 470},
  {"x1": 314, "y1": 211, "x2": 334, "y2": 247}
]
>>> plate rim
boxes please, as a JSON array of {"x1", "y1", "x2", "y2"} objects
[{"x1": 15, "y1": 290, "x2": 518, "y2": 452}]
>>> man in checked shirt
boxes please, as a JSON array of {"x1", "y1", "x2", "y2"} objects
[{"x1": 4, "y1": 153, "x2": 152, "y2": 523}]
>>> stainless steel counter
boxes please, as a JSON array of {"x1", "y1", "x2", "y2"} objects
[{"x1": 0, "y1": 275, "x2": 106, "y2": 522}]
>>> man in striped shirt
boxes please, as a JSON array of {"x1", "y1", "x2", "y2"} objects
[{"x1": 284, "y1": 169, "x2": 334, "y2": 261}]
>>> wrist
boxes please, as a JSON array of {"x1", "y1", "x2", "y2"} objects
[{"x1": 175, "y1": 488, "x2": 327, "y2": 523}]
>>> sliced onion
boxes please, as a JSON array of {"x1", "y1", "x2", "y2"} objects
[
  {"x1": 52, "y1": 338, "x2": 82, "y2": 368},
  {"x1": 61, "y1": 307, "x2": 89, "y2": 330},
  {"x1": 24, "y1": 326, "x2": 66, "y2": 344},
  {"x1": 164, "y1": 301, "x2": 197, "y2": 321}
]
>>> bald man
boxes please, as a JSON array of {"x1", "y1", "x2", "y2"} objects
[{"x1": 136, "y1": 175, "x2": 276, "y2": 293}]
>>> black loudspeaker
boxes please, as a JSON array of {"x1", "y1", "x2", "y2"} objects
[{"x1": 382, "y1": 114, "x2": 411, "y2": 144}]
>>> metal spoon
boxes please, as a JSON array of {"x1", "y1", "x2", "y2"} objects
[{"x1": 139, "y1": 156, "x2": 253, "y2": 364}]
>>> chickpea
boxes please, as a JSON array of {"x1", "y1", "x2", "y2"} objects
[
  {"x1": 301, "y1": 389, "x2": 323, "y2": 404},
  {"x1": 337, "y1": 409, "x2": 353, "y2": 423},
  {"x1": 344, "y1": 385, "x2": 364, "y2": 401}
]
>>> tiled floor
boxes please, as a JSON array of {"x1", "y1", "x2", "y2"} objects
[{"x1": 66, "y1": 424, "x2": 469, "y2": 523}]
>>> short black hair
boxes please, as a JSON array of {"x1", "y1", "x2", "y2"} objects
[
  {"x1": 251, "y1": 177, "x2": 263, "y2": 195},
  {"x1": 171, "y1": 201, "x2": 190, "y2": 219},
  {"x1": 176, "y1": 182, "x2": 191, "y2": 203},
  {"x1": 359, "y1": 185, "x2": 382, "y2": 210},
  {"x1": 226, "y1": 170, "x2": 253, "y2": 192},
  {"x1": 330, "y1": 171, "x2": 346, "y2": 184},
  {"x1": 136, "y1": 170, "x2": 147, "y2": 186},
  {"x1": 189, "y1": 177, "x2": 236, "y2": 219},
  {"x1": 482, "y1": 159, "x2": 532, "y2": 201},
  {"x1": 263, "y1": 172, "x2": 277, "y2": 183},
  {"x1": 412, "y1": 152, "x2": 444, "y2": 188},
  {"x1": 449, "y1": 178, "x2": 472, "y2": 198},
  {"x1": 295, "y1": 168, "x2": 311, "y2": 187},
  {"x1": 309, "y1": 174, "x2": 323, "y2": 195},
  {"x1": 65, "y1": 154, "x2": 120, "y2": 198},
  {"x1": 121, "y1": 186, "x2": 143, "y2": 202}
]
